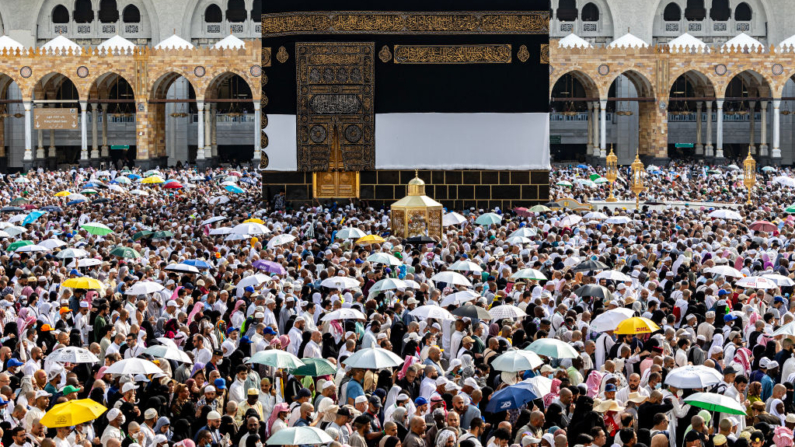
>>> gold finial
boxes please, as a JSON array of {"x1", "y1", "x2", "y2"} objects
[{"x1": 415, "y1": 169, "x2": 418, "y2": 178}]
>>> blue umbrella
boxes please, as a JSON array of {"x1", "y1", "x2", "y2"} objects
[
  {"x1": 127, "y1": 174, "x2": 142, "y2": 180},
  {"x1": 84, "y1": 182, "x2": 102, "y2": 188},
  {"x1": 484, "y1": 383, "x2": 539, "y2": 413},
  {"x1": 66, "y1": 200, "x2": 86, "y2": 206},
  {"x1": 577, "y1": 164, "x2": 589, "y2": 169},
  {"x1": 240, "y1": 177, "x2": 256, "y2": 185},
  {"x1": 181, "y1": 259, "x2": 212, "y2": 269},
  {"x1": 22, "y1": 211, "x2": 46, "y2": 226},
  {"x1": 224, "y1": 185, "x2": 244, "y2": 194},
  {"x1": 41, "y1": 206, "x2": 63, "y2": 213}
]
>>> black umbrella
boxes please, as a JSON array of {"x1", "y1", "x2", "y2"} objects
[
  {"x1": 92, "y1": 198, "x2": 111, "y2": 204},
  {"x1": 0, "y1": 206, "x2": 24, "y2": 213},
  {"x1": 544, "y1": 201, "x2": 562, "y2": 208},
  {"x1": 40, "y1": 206, "x2": 63, "y2": 213},
  {"x1": 452, "y1": 304, "x2": 492, "y2": 320},
  {"x1": 574, "y1": 284, "x2": 612, "y2": 300},
  {"x1": 405, "y1": 235, "x2": 436, "y2": 245},
  {"x1": 572, "y1": 259, "x2": 609, "y2": 272}
]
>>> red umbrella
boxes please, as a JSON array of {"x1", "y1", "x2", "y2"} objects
[
  {"x1": 514, "y1": 207, "x2": 532, "y2": 217},
  {"x1": 164, "y1": 182, "x2": 183, "y2": 189},
  {"x1": 749, "y1": 221, "x2": 777, "y2": 233},
  {"x1": 22, "y1": 204, "x2": 38, "y2": 210}
]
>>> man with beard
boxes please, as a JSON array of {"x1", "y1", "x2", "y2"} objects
[
  {"x1": 616, "y1": 374, "x2": 648, "y2": 406},
  {"x1": 396, "y1": 365, "x2": 420, "y2": 400}
]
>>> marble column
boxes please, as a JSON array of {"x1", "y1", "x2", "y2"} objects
[
  {"x1": 196, "y1": 101, "x2": 206, "y2": 161},
  {"x1": 600, "y1": 99, "x2": 607, "y2": 158},
  {"x1": 748, "y1": 101, "x2": 756, "y2": 155},
  {"x1": 716, "y1": 100, "x2": 724, "y2": 158},
  {"x1": 760, "y1": 101, "x2": 769, "y2": 156},
  {"x1": 592, "y1": 101, "x2": 600, "y2": 156},
  {"x1": 210, "y1": 104, "x2": 218, "y2": 160},
  {"x1": 705, "y1": 101, "x2": 714, "y2": 157},
  {"x1": 773, "y1": 99, "x2": 782, "y2": 159},
  {"x1": 80, "y1": 101, "x2": 88, "y2": 163},
  {"x1": 586, "y1": 102, "x2": 593, "y2": 154},
  {"x1": 23, "y1": 101, "x2": 32, "y2": 168},
  {"x1": 696, "y1": 102, "x2": 703, "y2": 155},
  {"x1": 253, "y1": 102, "x2": 261, "y2": 162},
  {"x1": 91, "y1": 105, "x2": 99, "y2": 160},
  {"x1": 101, "y1": 104, "x2": 109, "y2": 158},
  {"x1": 48, "y1": 129, "x2": 55, "y2": 159},
  {"x1": 36, "y1": 128, "x2": 44, "y2": 161},
  {"x1": 204, "y1": 106, "x2": 212, "y2": 160}
]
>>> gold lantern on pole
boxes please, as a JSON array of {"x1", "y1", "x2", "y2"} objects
[
  {"x1": 630, "y1": 151, "x2": 645, "y2": 210},
  {"x1": 390, "y1": 171, "x2": 443, "y2": 240},
  {"x1": 743, "y1": 148, "x2": 756, "y2": 205},
  {"x1": 605, "y1": 144, "x2": 618, "y2": 202}
]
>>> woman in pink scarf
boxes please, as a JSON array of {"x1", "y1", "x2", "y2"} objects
[
  {"x1": 543, "y1": 379, "x2": 562, "y2": 407},
  {"x1": 266, "y1": 402, "x2": 290, "y2": 437},
  {"x1": 278, "y1": 335, "x2": 289, "y2": 350},
  {"x1": 187, "y1": 303, "x2": 204, "y2": 326},
  {"x1": 585, "y1": 370, "x2": 603, "y2": 398}
]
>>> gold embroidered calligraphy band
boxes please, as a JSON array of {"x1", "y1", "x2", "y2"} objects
[
  {"x1": 261, "y1": 11, "x2": 549, "y2": 37},
  {"x1": 392, "y1": 45, "x2": 512, "y2": 64}
]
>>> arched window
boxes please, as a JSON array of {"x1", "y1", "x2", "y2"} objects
[
  {"x1": 735, "y1": 2, "x2": 752, "y2": 21},
  {"x1": 205, "y1": 4, "x2": 222, "y2": 23},
  {"x1": 52, "y1": 5, "x2": 69, "y2": 23},
  {"x1": 557, "y1": 0, "x2": 578, "y2": 22},
  {"x1": 685, "y1": 0, "x2": 706, "y2": 21},
  {"x1": 710, "y1": 0, "x2": 731, "y2": 21},
  {"x1": 122, "y1": 5, "x2": 140, "y2": 23},
  {"x1": 226, "y1": 0, "x2": 246, "y2": 23},
  {"x1": 663, "y1": 3, "x2": 682, "y2": 21},
  {"x1": 74, "y1": 0, "x2": 94, "y2": 23},
  {"x1": 251, "y1": 0, "x2": 262, "y2": 21},
  {"x1": 581, "y1": 3, "x2": 599, "y2": 22},
  {"x1": 98, "y1": 0, "x2": 119, "y2": 23}
]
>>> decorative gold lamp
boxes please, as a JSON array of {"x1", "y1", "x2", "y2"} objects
[
  {"x1": 743, "y1": 148, "x2": 756, "y2": 205},
  {"x1": 606, "y1": 145, "x2": 618, "y2": 202},
  {"x1": 630, "y1": 151, "x2": 645, "y2": 210},
  {"x1": 390, "y1": 171, "x2": 443, "y2": 240}
]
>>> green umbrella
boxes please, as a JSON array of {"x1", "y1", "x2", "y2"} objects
[
  {"x1": 786, "y1": 205, "x2": 795, "y2": 214},
  {"x1": 249, "y1": 351, "x2": 305, "y2": 369},
  {"x1": 589, "y1": 174, "x2": 601, "y2": 181},
  {"x1": 132, "y1": 231, "x2": 153, "y2": 241},
  {"x1": 151, "y1": 231, "x2": 174, "y2": 239},
  {"x1": 289, "y1": 358, "x2": 337, "y2": 377},
  {"x1": 683, "y1": 392, "x2": 747, "y2": 415},
  {"x1": 556, "y1": 181, "x2": 573, "y2": 187},
  {"x1": 109, "y1": 246, "x2": 141, "y2": 259},
  {"x1": 7, "y1": 240, "x2": 34, "y2": 252},
  {"x1": 525, "y1": 338, "x2": 579, "y2": 359},
  {"x1": 475, "y1": 213, "x2": 503, "y2": 226},
  {"x1": 80, "y1": 223, "x2": 114, "y2": 236},
  {"x1": 594, "y1": 177, "x2": 609, "y2": 184},
  {"x1": 10, "y1": 198, "x2": 29, "y2": 206}
]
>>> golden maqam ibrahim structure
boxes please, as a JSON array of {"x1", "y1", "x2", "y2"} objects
[{"x1": 390, "y1": 172, "x2": 443, "y2": 241}]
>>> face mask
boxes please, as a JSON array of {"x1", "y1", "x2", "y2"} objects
[
  {"x1": 217, "y1": 359, "x2": 223, "y2": 365},
  {"x1": 655, "y1": 383, "x2": 661, "y2": 390},
  {"x1": 120, "y1": 416, "x2": 126, "y2": 425},
  {"x1": 676, "y1": 390, "x2": 683, "y2": 397}
]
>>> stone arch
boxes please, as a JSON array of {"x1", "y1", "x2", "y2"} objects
[
  {"x1": 550, "y1": 69, "x2": 600, "y2": 100},
  {"x1": 722, "y1": 69, "x2": 773, "y2": 98},
  {"x1": 203, "y1": 68, "x2": 257, "y2": 101},
  {"x1": 88, "y1": 72, "x2": 136, "y2": 100},
  {"x1": 663, "y1": 2, "x2": 682, "y2": 21},
  {"x1": 31, "y1": 72, "x2": 86, "y2": 102},
  {"x1": 668, "y1": 69, "x2": 717, "y2": 99},
  {"x1": 604, "y1": 69, "x2": 655, "y2": 100},
  {"x1": 35, "y1": 0, "x2": 159, "y2": 43},
  {"x1": 149, "y1": 70, "x2": 199, "y2": 100}
]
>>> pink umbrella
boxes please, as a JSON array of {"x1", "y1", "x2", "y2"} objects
[
  {"x1": 164, "y1": 182, "x2": 183, "y2": 189},
  {"x1": 749, "y1": 221, "x2": 777, "y2": 232}
]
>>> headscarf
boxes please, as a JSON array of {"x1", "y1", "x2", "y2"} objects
[
  {"x1": 267, "y1": 403, "x2": 289, "y2": 437},
  {"x1": 188, "y1": 302, "x2": 204, "y2": 325},
  {"x1": 773, "y1": 426, "x2": 794, "y2": 447},
  {"x1": 435, "y1": 429, "x2": 456, "y2": 447},
  {"x1": 770, "y1": 399, "x2": 786, "y2": 426},
  {"x1": 154, "y1": 417, "x2": 172, "y2": 439},
  {"x1": 543, "y1": 379, "x2": 562, "y2": 408},
  {"x1": 231, "y1": 300, "x2": 246, "y2": 318}
]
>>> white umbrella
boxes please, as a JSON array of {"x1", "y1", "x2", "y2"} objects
[
  {"x1": 525, "y1": 339, "x2": 579, "y2": 359},
  {"x1": 366, "y1": 253, "x2": 403, "y2": 266},
  {"x1": 772, "y1": 321, "x2": 795, "y2": 337},
  {"x1": 165, "y1": 264, "x2": 200, "y2": 274},
  {"x1": 39, "y1": 239, "x2": 68, "y2": 250},
  {"x1": 520, "y1": 376, "x2": 554, "y2": 397},
  {"x1": 505, "y1": 236, "x2": 532, "y2": 245},
  {"x1": 735, "y1": 276, "x2": 778, "y2": 289},
  {"x1": 762, "y1": 274, "x2": 795, "y2": 287},
  {"x1": 491, "y1": 350, "x2": 543, "y2": 372},
  {"x1": 369, "y1": 278, "x2": 408, "y2": 294},
  {"x1": 320, "y1": 308, "x2": 367, "y2": 321},
  {"x1": 129, "y1": 189, "x2": 149, "y2": 196},
  {"x1": 56, "y1": 248, "x2": 89, "y2": 259},
  {"x1": 343, "y1": 347, "x2": 404, "y2": 369},
  {"x1": 209, "y1": 195, "x2": 230, "y2": 205},
  {"x1": 430, "y1": 272, "x2": 473, "y2": 287},
  {"x1": 67, "y1": 258, "x2": 102, "y2": 268},
  {"x1": 201, "y1": 216, "x2": 226, "y2": 226},
  {"x1": 7, "y1": 215, "x2": 25, "y2": 224},
  {"x1": 16, "y1": 245, "x2": 49, "y2": 253},
  {"x1": 442, "y1": 212, "x2": 467, "y2": 226},
  {"x1": 410, "y1": 305, "x2": 454, "y2": 320},
  {"x1": 104, "y1": 358, "x2": 163, "y2": 375},
  {"x1": 704, "y1": 266, "x2": 744, "y2": 278},
  {"x1": 584, "y1": 212, "x2": 609, "y2": 220},
  {"x1": 0, "y1": 230, "x2": 10, "y2": 238},
  {"x1": 156, "y1": 337, "x2": 178, "y2": 349},
  {"x1": 595, "y1": 270, "x2": 633, "y2": 282},
  {"x1": 266, "y1": 427, "x2": 334, "y2": 446},
  {"x1": 773, "y1": 176, "x2": 795, "y2": 188},
  {"x1": 448, "y1": 260, "x2": 483, "y2": 273},
  {"x1": 559, "y1": 215, "x2": 582, "y2": 227},
  {"x1": 489, "y1": 305, "x2": 527, "y2": 319},
  {"x1": 320, "y1": 277, "x2": 360, "y2": 289},
  {"x1": 236, "y1": 274, "x2": 270, "y2": 292},
  {"x1": 68, "y1": 193, "x2": 89, "y2": 202},
  {"x1": 708, "y1": 209, "x2": 742, "y2": 220},
  {"x1": 589, "y1": 308, "x2": 635, "y2": 333},
  {"x1": 440, "y1": 290, "x2": 480, "y2": 307},
  {"x1": 209, "y1": 227, "x2": 233, "y2": 235},
  {"x1": 511, "y1": 269, "x2": 547, "y2": 281},
  {"x1": 232, "y1": 222, "x2": 270, "y2": 235},
  {"x1": 46, "y1": 347, "x2": 99, "y2": 364},
  {"x1": 4, "y1": 226, "x2": 27, "y2": 237},
  {"x1": 249, "y1": 350, "x2": 305, "y2": 369},
  {"x1": 267, "y1": 234, "x2": 295, "y2": 248},
  {"x1": 125, "y1": 281, "x2": 165, "y2": 295},
  {"x1": 403, "y1": 279, "x2": 421, "y2": 289},
  {"x1": 107, "y1": 184, "x2": 125, "y2": 193},
  {"x1": 605, "y1": 216, "x2": 632, "y2": 224},
  {"x1": 664, "y1": 365, "x2": 724, "y2": 389},
  {"x1": 143, "y1": 345, "x2": 193, "y2": 363},
  {"x1": 336, "y1": 227, "x2": 367, "y2": 240},
  {"x1": 510, "y1": 228, "x2": 537, "y2": 238}
]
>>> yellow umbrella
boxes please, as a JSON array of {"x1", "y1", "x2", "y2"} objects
[
  {"x1": 614, "y1": 317, "x2": 660, "y2": 335},
  {"x1": 244, "y1": 218, "x2": 265, "y2": 224},
  {"x1": 54, "y1": 191, "x2": 71, "y2": 197},
  {"x1": 62, "y1": 277, "x2": 105, "y2": 290},
  {"x1": 41, "y1": 399, "x2": 107, "y2": 428},
  {"x1": 141, "y1": 176, "x2": 165, "y2": 184},
  {"x1": 356, "y1": 234, "x2": 386, "y2": 246}
]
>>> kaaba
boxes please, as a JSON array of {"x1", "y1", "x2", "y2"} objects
[{"x1": 260, "y1": 0, "x2": 551, "y2": 210}]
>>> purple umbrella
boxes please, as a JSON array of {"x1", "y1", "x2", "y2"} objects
[{"x1": 253, "y1": 260, "x2": 287, "y2": 275}]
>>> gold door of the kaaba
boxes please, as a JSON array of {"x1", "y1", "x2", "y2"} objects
[{"x1": 313, "y1": 121, "x2": 360, "y2": 198}]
